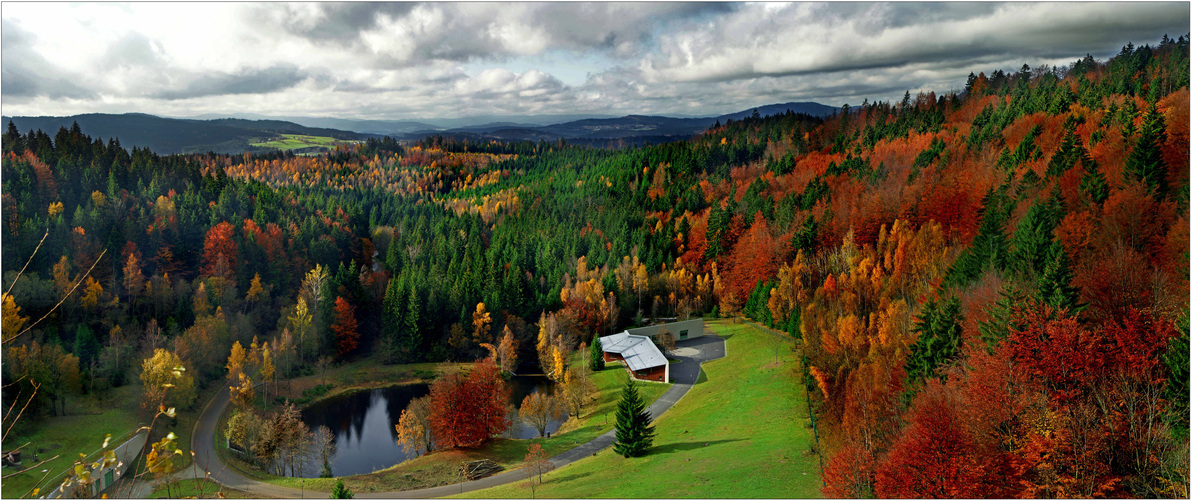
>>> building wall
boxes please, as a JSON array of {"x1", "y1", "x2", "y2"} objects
[
  {"x1": 45, "y1": 429, "x2": 146, "y2": 499},
  {"x1": 626, "y1": 318, "x2": 705, "y2": 341},
  {"x1": 604, "y1": 351, "x2": 668, "y2": 383},
  {"x1": 633, "y1": 364, "x2": 667, "y2": 382}
]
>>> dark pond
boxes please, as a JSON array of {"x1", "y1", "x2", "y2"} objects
[{"x1": 297, "y1": 375, "x2": 567, "y2": 478}]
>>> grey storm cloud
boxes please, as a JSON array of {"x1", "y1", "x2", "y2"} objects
[
  {"x1": 523, "y1": 2, "x2": 734, "y2": 52},
  {"x1": 152, "y1": 65, "x2": 310, "y2": 100},
  {"x1": 265, "y1": 3, "x2": 418, "y2": 44},
  {"x1": 639, "y1": 2, "x2": 1190, "y2": 85},
  {"x1": 2, "y1": 2, "x2": 1188, "y2": 119},
  {"x1": 100, "y1": 33, "x2": 166, "y2": 69},
  {"x1": 1, "y1": 19, "x2": 97, "y2": 100},
  {"x1": 262, "y1": 2, "x2": 737, "y2": 67}
]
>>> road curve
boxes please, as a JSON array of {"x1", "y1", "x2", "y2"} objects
[{"x1": 190, "y1": 335, "x2": 726, "y2": 499}]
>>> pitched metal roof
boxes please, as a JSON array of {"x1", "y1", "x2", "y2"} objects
[{"x1": 600, "y1": 332, "x2": 666, "y2": 371}]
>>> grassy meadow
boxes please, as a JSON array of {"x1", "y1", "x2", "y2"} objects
[{"x1": 452, "y1": 320, "x2": 822, "y2": 498}]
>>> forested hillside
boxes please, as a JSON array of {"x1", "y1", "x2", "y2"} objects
[
  {"x1": 1, "y1": 114, "x2": 372, "y2": 155},
  {"x1": 3, "y1": 37, "x2": 1188, "y2": 497}
]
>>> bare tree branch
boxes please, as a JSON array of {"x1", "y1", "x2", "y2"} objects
[
  {"x1": 2, "y1": 381, "x2": 38, "y2": 442},
  {"x1": 4, "y1": 248, "x2": 106, "y2": 345},
  {"x1": 4, "y1": 229, "x2": 48, "y2": 297}
]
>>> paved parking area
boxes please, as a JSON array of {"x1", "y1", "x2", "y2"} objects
[{"x1": 667, "y1": 334, "x2": 726, "y2": 384}]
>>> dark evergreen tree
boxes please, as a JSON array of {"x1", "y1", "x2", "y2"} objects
[
  {"x1": 613, "y1": 378, "x2": 655, "y2": 457},
  {"x1": 330, "y1": 479, "x2": 353, "y2": 499},
  {"x1": 1163, "y1": 316, "x2": 1189, "y2": 429},
  {"x1": 785, "y1": 305, "x2": 802, "y2": 340},
  {"x1": 1079, "y1": 152, "x2": 1110, "y2": 205},
  {"x1": 589, "y1": 337, "x2": 605, "y2": 371},
  {"x1": 402, "y1": 285, "x2": 422, "y2": 358},
  {"x1": 1125, "y1": 104, "x2": 1168, "y2": 195},
  {"x1": 977, "y1": 283, "x2": 1029, "y2": 351},
  {"x1": 1010, "y1": 197, "x2": 1063, "y2": 277},
  {"x1": 1046, "y1": 119, "x2": 1083, "y2": 178},
  {"x1": 904, "y1": 296, "x2": 964, "y2": 385},
  {"x1": 1037, "y1": 241, "x2": 1084, "y2": 313},
  {"x1": 73, "y1": 324, "x2": 100, "y2": 366},
  {"x1": 943, "y1": 187, "x2": 1012, "y2": 288}
]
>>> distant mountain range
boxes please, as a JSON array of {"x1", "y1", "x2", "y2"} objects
[
  {"x1": 4, "y1": 101, "x2": 837, "y2": 155},
  {"x1": 2, "y1": 113, "x2": 374, "y2": 155}
]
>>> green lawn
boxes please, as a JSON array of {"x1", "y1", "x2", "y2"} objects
[
  {"x1": 452, "y1": 320, "x2": 822, "y2": 498},
  {"x1": 1, "y1": 385, "x2": 144, "y2": 499},
  {"x1": 224, "y1": 357, "x2": 668, "y2": 495},
  {"x1": 249, "y1": 134, "x2": 346, "y2": 152},
  {"x1": 150, "y1": 478, "x2": 263, "y2": 499}
]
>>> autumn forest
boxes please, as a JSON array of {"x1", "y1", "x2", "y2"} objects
[{"x1": 2, "y1": 35, "x2": 1190, "y2": 498}]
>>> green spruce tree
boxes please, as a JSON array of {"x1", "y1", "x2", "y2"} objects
[
  {"x1": 589, "y1": 337, "x2": 605, "y2": 371},
  {"x1": 1009, "y1": 197, "x2": 1063, "y2": 277},
  {"x1": 330, "y1": 479, "x2": 353, "y2": 499},
  {"x1": 977, "y1": 283, "x2": 1029, "y2": 351},
  {"x1": 1163, "y1": 315, "x2": 1189, "y2": 429},
  {"x1": 904, "y1": 296, "x2": 964, "y2": 385},
  {"x1": 1126, "y1": 103, "x2": 1168, "y2": 195},
  {"x1": 1037, "y1": 241, "x2": 1084, "y2": 313},
  {"x1": 613, "y1": 378, "x2": 655, "y2": 458},
  {"x1": 403, "y1": 285, "x2": 422, "y2": 358},
  {"x1": 1079, "y1": 151, "x2": 1109, "y2": 205}
]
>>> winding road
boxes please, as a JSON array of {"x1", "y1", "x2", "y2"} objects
[{"x1": 187, "y1": 335, "x2": 726, "y2": 498}]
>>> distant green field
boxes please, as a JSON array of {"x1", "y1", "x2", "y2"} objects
[
  {"x1": 1, "y1": 386, "x2": 144, "y2": 499},
  {"x1": 453, "y1": 320, "x2": 822, "y2": 499},
  {"x1": 249, "y1": 134, "x2": 346, "y2": 152}
]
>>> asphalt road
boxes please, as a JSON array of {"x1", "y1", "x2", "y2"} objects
[{"x1": 189, "y1": 334, "x2": 727, "y2": 499}]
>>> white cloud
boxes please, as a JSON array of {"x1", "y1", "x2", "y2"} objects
[{"x1": 2, "y1": 2, "x2": 1186, "y2": 120}]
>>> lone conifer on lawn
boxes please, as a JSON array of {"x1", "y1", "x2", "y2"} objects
[
  {"x1": 613, "y1": 378, "x2": 655, "y2": 457},
  {"x1": 589, "y1": 337, "x2": 605, "y2": 371},
  {"x1": 330, "y1": 479, "x2": 353, "y2": 499}
]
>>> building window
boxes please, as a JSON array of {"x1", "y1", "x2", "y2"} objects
[{"x1": 679, "y1": 330, "x2": 688, "y2": 339}]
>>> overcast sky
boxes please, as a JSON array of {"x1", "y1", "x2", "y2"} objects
[{"x1": 2, "y1": 2, "x2": 1187, "y2": 120}]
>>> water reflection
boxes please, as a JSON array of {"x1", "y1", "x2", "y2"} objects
[
  {"x1": 300, "y1": 384, "x2": 430, "y2": 478},
  {"x1": 507, "y1": 374, "x2": 570, "y2": 439}
]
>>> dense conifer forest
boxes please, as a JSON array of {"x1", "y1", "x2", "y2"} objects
[{"x1": 3, "y1": 36, "x2": 1189, "y2": 497}]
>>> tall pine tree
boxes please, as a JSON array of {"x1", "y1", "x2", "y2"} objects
[
  {"x1": 613, "y1": 378, "x2": 655, "y2": 457},
  {"x1": 977, "y1": 283, "x2": 1029, "y2": 352},
  {"x1": 904, "y1": 296, "x2": 964, "y2": 385},
  {"x1": 1125, "y1": 103, "x2": 1168, "y2": 196},
  {"x1": 1079, "y1": 151, "x2": 1109, "y2": 205},
  {"x1": 589, "y1": 337, "x2": 605, "y2": 371},
  {"x1": 1037, "y1": 241, "x2": 1084, "y2": 313}
]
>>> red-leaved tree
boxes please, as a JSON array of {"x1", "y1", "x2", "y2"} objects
[
  {"x1": 332, "y1": 296, "x2": 359, "y2": 359},
  {"x1": 201, "y1": 221, "x2": 238, "y2": 278},
  {"x1": 875, "y1": 379, "x2": 1013, "y2": 498},
  {"x1": 429, "y1": 359, "x2": 511, "y2": 448}
]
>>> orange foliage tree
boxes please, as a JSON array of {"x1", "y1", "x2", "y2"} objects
[
  {"x1": 724, "y1": 212, "x2": 783, "y2": 300},
  {"x1": 332, "y1": 296, "x2": 359, "y2": 359},
  {"x1": 428, "y1": 360, "x2": 511, "y2": 448},
  {"x1": 202, "y1": 221, "x2": 238, "y2": 278}
]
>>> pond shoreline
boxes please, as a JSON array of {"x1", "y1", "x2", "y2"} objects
[
  {"x1": 292, "y1": 377, "x2": 431, "y2": 410},
  {"x1": 204, "y1": 356, "x2": 665, "y2": 494}
]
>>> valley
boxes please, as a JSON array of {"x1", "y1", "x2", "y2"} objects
[{"x1": 1, "y1": 4, "x2": 1188, "y2": 499}]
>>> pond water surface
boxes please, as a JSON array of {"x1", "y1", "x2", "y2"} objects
[{"x1": 297, "y1": 375, "x2": 567, "y2": 478}]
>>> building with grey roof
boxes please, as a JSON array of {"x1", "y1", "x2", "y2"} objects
[{"x1": 599, "y1": 331, "x2": 669, "y2": 383}]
